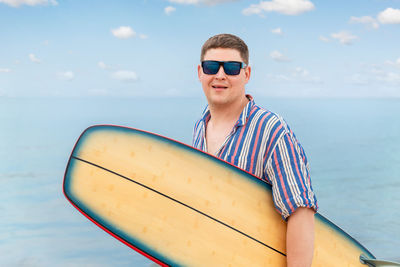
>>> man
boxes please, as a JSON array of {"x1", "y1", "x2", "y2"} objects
[{"x1": 192, "y1": 33, "x2": 318, "y2": 267}]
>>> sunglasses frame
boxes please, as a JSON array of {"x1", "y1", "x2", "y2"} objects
[{"x1": 201, "y1": 60, "x2": 247, "y2": 76}]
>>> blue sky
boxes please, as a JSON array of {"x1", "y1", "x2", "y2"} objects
[
  {"x1": 1, "y1": 0, "x2": 400, "y2": 98},
  {"x1": 1, "y1": 1, "x2": 400, "y2": 265}
]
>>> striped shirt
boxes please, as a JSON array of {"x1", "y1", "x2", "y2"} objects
[{"x1": 192, "y1": 95, "x2": 318, "y2": 220}]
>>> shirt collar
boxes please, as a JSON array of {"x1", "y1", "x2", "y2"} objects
[
  {"x1": 200, "y1": 94, "x2": 255, "y2": 127},
  {"x1": 237, "y1": 94, "x2": 255, "y2": 126}
]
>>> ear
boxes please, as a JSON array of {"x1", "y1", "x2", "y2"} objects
[
  {"x1": 197, "y1": 64, "x2": 202, "y2": 81},
  {"x1": 244, "y1": 65, "x2": 251, "y2": 84}
]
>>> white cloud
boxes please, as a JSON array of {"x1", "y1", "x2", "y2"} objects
[
  {"x1": 351, "y1": 62, "x2": 400, "y2": 87},
  {"x1": 294, "y1": 67, "x2": 309, "y2": 76},
  {"x1": 371, "y1": 65, "x2": 400, "y2": 84},
  {"x1": 111, "y1": 26, "x2": 136, "y2": 39},
  {"x1": 0, "y1": 0, "x2": 57, "y2": 7},
  {"x1": 242, "y1": 4, "x2": 263, "y2": 16},
  {"x1": 351, "y1": 73, "x2": 369, "y2": 85},
  {"x1": 168, "y1": 0, "x2": 237, "y2": 5},
  {"x1": 385, "y1": 57, "x2": 400, "y2": 68},
  {"x1": 293, "y1": 67, "x2": 321, "y2": 83},
  {"x1": 0, "y1": 68, "x2": 11, "y2": 73},
  {"x1": 169, "y1": 0, "x2": 198, "y2": 3},
  {"x1": 29, "y1": 53, "x2": 41, "y2": 63},
  {"x1": 97, "y1": 61, "x2": 112, "y2": 70},
  {"x1": 267, "y1": 73, "x2": 291, "y2": 81},
  {"x1": 384, "y1": 57, "x2": 400, "y2": 67},
  {"x1": 377, "y1": 8, "x2": 400, "y2": 24},
  {"x1": 384, "y1": 60, "x2": 392, "y2": 66},
  {"x1": 98, "y1": 61, "x2": 119, "y2": 70},
  {"x1": 319, "y1": 35, "x2": 330, "y2": 42},
  {"x1": 376, "y1": 72, "x2": 400, "y2": 83},
  {"x1": 267, "y1": 66, "x2": 321, "y2": 83},
  {"x1": 165, "y1": 6, "x2": 176, "y2": 15},
  {"x1": 271, "y1": 27, "x2": 283, "y2": 35},
  {"x1": 58, "y1": 71, "x2": 74, "y2": 81},
  {"x1": 98, "y1": 61, "x2": 107, "y2": 69},
  {"x1": 243, "y1": 0, "x2": 315, "y2": 16},
  {"x1": 111, "y1": 70, "x2": 138, "y2": 82},
  {"x1": 331, "y1": 31, "x2": 358, "y2": 45},
  {"x1": 270, "y1": 50, "x2": 291, "y2": 62},
  {"x1": 349, "y1": 16, "x2": 379, "y2": 29},
  {"x1": 139, "y1": 33, "x2": 148, "y2": 39}
]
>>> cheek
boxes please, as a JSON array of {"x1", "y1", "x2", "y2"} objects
[
  {"x1": 230, "y1": 77, "x2": 243, "y2": 87},
  {"x1": 200, "y1": 75, "x2": 212, "y2": 86}
]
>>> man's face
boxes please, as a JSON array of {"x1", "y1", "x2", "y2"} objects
[{"x1": 198, "y1": 48, "x2": 251, "y2": 107}]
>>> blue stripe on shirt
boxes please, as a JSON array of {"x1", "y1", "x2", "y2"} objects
[{"x1": 192, "y1": 95, "x2": 318, "y2": 220}]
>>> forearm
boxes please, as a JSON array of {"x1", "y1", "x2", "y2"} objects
[{"x1": 286, "y1": 207, "x2": 315, "y2": 267}]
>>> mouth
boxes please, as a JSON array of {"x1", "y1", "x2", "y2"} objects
[{"x1": 212, "y1": 85, "x2": 228, "y2": 90}]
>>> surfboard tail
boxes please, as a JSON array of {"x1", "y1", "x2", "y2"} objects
[{"x1": 360, "y1": 255, "x2": 400, "y2": 267}]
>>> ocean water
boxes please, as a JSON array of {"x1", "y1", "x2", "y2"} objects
[{"x1": 0, "y1": 97, "x2": 399, "y2": 266}]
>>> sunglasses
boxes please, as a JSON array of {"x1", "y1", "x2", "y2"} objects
[{"x1": 201, "y1": 60, "x2": 247, "y2": 76}]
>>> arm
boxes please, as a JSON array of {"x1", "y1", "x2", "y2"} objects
[
  {"x1": 286, "y1": 207, "x2": 315, "y2": 267},
  {"x1": 263, "y1": 129, "x2": 318, "y2": 265}
]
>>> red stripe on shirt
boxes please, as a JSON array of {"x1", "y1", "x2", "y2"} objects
[
  {"x1": 266, "y1": 123, "x2": 283, "y2": 157},
  {"x1": 230, "y1": 107, "x2": 258, "y2": 163},
  {"x1": 286, "y1": 134, "x2": 309, "y2": 206},
  {"x1": 249, "y1": 112, "x2": 269, "y2": 172},
  {"x1": 273, "y1": 149, "x2": 295, "y2": 213}
]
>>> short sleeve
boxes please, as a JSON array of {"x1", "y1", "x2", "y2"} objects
[{"x1": 264, "y1": 132, "x2": 318, "y2": 220}]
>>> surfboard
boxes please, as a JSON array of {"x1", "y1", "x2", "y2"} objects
[{"x1": 63, "y1": 125, "x2": 378, "y2": 266}]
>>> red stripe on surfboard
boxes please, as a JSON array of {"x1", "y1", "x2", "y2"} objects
[
  {"x1": 63, "y1": 192, "x2": 168, "y2": 266},
  {"x1": 63, "y1": 124, "x2": 375, "y2": 264},
  {"x1": 62, "y1": 123, "x2": 272, "y2": 266},
  {"x1": 62, "y1": 126, "x2": 168, "y2": 267}
]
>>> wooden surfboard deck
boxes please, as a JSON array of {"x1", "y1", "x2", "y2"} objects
[{"x1": 63, "y1": 125, "x2": 376, "y2": 266}]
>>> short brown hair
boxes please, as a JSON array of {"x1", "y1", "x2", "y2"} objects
[{"x1": 200, "y1": 34, "x2": 249, "y2": 65}]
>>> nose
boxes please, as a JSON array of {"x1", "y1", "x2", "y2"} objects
[{"x1": 215, "y1": 65, "x2": 226, "y2": 79}]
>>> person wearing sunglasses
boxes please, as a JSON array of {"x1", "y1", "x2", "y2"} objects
[{"x1": 192, "y1": 34, "x2": 318, "y2": 267}]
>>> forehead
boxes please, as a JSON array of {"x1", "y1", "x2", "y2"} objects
[{"x1": 203, "y1": 48, "x2": 243, "y2": 62}]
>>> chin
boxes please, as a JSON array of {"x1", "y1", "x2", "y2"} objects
[{"x1": 207, "y1": 95, "x2": 231, "y2": 107}]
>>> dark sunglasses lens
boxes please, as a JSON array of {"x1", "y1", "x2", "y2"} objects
[
  {"x1": 224, "y1": 62, "x2": 241, "y2": 75},
  {"x1": 202, "y1": 61, "x2": 220, "y2": 75}
]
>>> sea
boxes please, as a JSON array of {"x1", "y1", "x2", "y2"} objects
[{"x1": 1, "y1": 96, "x2": 399, "y2": 266}]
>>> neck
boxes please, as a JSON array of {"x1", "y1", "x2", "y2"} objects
[{"x1": 208, "y1": 95, "x2": 249, "y2": 125}]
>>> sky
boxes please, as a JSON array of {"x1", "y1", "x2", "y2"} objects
[
  {"x1": 1, "y1": 1, "x2": 400, "y2": 265},
  {"x1": 0, "y1": 0, "x2": 400, "y2": 98}
]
